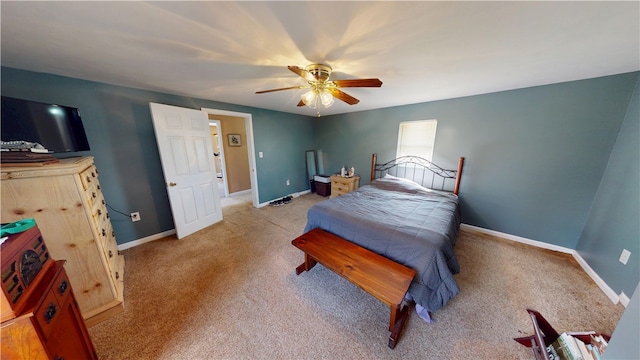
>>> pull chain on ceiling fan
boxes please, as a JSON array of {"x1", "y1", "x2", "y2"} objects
[{"x1": 256, "y1": 64, "x2": 382, "y2": 116}]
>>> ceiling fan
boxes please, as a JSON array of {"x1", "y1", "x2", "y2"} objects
[{"x1": 256, "y1": 64, "x2": 382, "y2": 116}]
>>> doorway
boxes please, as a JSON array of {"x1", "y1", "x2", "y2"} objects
[
  {"x1": 209, "y1": 120, "x2": 228, "y2": 197},
  {"x1": 202, "y1": 108, "x2": 259, "y2": 208}
]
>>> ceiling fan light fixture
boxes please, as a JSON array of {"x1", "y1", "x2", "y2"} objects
[
  {"x1": 319, "y1": 89, "x2": 334, "y2": 107},
  {"x1": 256, "y1": 63, "x2": 382, "y2": 115},
  {"x1": 301, "y1": 89, "x2": 318, "y2": 109}
]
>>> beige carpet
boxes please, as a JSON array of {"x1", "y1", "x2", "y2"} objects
[{"x1": 88, "y1": 193, "x2": 624, "y2": 359}]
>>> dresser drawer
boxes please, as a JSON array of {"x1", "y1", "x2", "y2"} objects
[
  {"x1": 52, "y1": 270, "x2": 71, "y2": 308},
  {"x1": 34, "y1": 284, "x2": 60, "y2": 341},
  {"x1": 89, "y1": 187, "x2": 103, "y2": 211},
  {"x1": 102, "y1": 223, "x2": 117, "y2": 260},
  {"x1": 94, "y1": 213, "x2": 111, "y2": 248},
  {"x1": 331, "y1": 176, "x2": 352, "y2": 186},
  {"x1": 331, "y1": 180, "x2": 354, "y2": 193},
  {"x1": 34, "y1": 266, "x2": 72, "y2": 342},
  {"x1": 91, "y1": 196, "x2": 109, "y2": 228},
  {"x1": 103, "y1": 231, "x2": 120, "y2": 282},
  {"x1": 79, "y1": 165, "x2": 99, "y2": 191},
  {"x1": 85, "y1": 181, "x2": 104, "y2": 210}
]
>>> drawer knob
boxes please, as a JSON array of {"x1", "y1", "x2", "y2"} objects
[
  {"x1": 109, "y1": 250, "x2": 113, "y2": 258},
  {"x1": 86, "y1": 176, "x2": 91, "y2": 183},
  {"x1": 92, "y1": 192, "x2": 97, "y2": 198},
  {"x1": 58, "y1": 280, "x2": 68, "y2": 296},
  {"x1": 91, "y1": 172, "x2": 96, "y2": 178},
  {"x1": 44, "y1": 302, "x2": 57, "y2": 324},
  {"x1": 115, "y1": 272, "x2": 120, "y2": 280},
  {"x1": 168, "y1": 182, "x2": 177, "y2": 187},
  {"x1": 102, "y1": 229, "x2": 106, "y2": 236},
  {"x1": 97, "y1": 209, "x2": 102, "y2": 216}
]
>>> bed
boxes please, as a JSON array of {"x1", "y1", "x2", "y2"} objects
[{"x1": 303, "y1": 153, "x2": 465, "y2": 315}]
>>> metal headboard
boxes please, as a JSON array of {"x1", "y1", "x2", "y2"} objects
[{"x1": 370, "y1": 153, "x2": 464, "y2": 195}]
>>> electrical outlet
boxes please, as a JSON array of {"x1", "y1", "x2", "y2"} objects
[
  {"x1": 286, "y1": 179, "x2": 290, "y2": 186},
  {"x1": 619, "y1": 249, "x2": 631, "y2": 265},
  {"x1": 131, "y1": 212, "x2": 141, "y2": 222}
]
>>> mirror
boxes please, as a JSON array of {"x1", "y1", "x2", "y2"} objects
[{"x1": 306, "y1": 150, "x2": 318, "y2": 191}]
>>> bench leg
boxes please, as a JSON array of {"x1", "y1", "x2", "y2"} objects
[
  {"x1": 389, "y1": 305, "x2": 400, "y2": 331},
  {"x1": 388, "y1": 300, "x2": 414, "y2": 349},
  {"x1": 295, "y1": 253, "x2": 318, "y2": 275}
]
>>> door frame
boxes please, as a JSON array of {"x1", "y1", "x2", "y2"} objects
[
  {"x1": 209, "y1": 120, "x2": 229, "y2": 197},
  {"x1": 201, "y1": 108, "x2": 259, "y2": 208}
]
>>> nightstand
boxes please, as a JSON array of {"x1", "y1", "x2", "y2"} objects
[{"x1": 330, "y1": 175, "x2": 360, "y2": 198}]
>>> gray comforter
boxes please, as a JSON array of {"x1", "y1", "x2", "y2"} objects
[{"x1": 303, "y1": 175, "x2": 461, "y2": 312}]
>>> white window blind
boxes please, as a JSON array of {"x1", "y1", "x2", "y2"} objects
[{"x1": 396, "y1": 120, "x2": 437, "y2": 160}]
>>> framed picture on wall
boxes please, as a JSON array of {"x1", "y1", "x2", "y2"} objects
[{"x1": 228, "y1": 134, "x2": 241, "y2": 146}]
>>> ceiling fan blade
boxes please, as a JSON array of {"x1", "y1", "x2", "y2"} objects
[
  {"x1": 296, "y1": 100, "x2": 305, "y2": 107},
  {"x1": 330, "y1": 89, "x2": 360, "y2": 105},
  {"x1": 333, "y1": 78, "x2": 383, "y2": 88},
  {"x1": 288, "y1": 66, "x2": 317, "y2": 82},
  {"x1": 255, "y1": 86, "x2": 306, "y2": 94}
]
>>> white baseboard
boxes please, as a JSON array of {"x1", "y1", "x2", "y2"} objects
[
  {"x1": 257, "y1": 189, "x2": 312, "y2": 208},
  {"x1": 460, "y1": 223, "x2": 620, "y2": 305},
  {"x1": 117, "y1": 229, "x2": 176, "y2": 251},
  {"x1": 571, "y1": 250, "x2": 620, "y2": 304},
  {"x1": 461, "y1": 224, "x2": 573, "y2": 254},
  {"x1": 121, "y1": 190, "x2": 313, "y2": 248},
  {"x1": 619, "y1": 291, "x2": 630, "y2": 307}
]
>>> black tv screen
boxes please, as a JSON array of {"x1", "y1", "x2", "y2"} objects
[{"x1": 1, "y1": 96, "x2": 90, "y2": 153}]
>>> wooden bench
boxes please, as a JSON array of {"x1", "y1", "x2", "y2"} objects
[{"x1": 291, "y1": 228, "x2": 416, "y2": 349}]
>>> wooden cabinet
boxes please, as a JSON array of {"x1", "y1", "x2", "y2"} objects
[
  {"x1": 1, "y1": 156, "x2": 124, "y2": 326},
  {"x1": 330, "y1": 175, "x2": 360, "y2": 198},
  {"x1": 1, "y1": 226, "x2": 97, "y2": 359}
]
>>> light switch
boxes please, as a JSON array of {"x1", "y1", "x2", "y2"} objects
[{"x1": 259, "y1": 152, "x2": 263, "y2": 158}]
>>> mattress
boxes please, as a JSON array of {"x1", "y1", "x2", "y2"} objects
[{"x1": 304, "y1": 175, "x2": 461, "y2": 312}]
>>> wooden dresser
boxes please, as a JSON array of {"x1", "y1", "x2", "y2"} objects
[
  {"x1": 330, "y1": 175, "x2": 360, "y2": 198},
  {"x1": 1, "y1": 156, "x2": 124, "y2": 326},
  {"x1": 1, "y1": 225, "x2": 97, "y2": 359}
]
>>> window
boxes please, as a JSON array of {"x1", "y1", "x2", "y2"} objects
[{"x1": 396, "y1": 120, "x2": 437, "y2": 161}]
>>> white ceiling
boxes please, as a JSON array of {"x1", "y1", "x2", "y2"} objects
[{"x1": 1, "y1": 1, "x2": 638, "y2": 117}]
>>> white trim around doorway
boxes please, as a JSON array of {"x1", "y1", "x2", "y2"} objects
[{"x1": 201, "y1": 108, "x2": 259, "y2": 208}]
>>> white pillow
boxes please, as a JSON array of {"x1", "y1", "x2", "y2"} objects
[{"x1": 383, "y1": 173, "x2": 420, "y2": 186}]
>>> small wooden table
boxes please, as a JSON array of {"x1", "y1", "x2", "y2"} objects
[
  {"x1": 330, "y1": 175, "x2": 360, "y2": 198},
  {"x1": 292, "y1": 228, "x2": 416, "y2": 349}
]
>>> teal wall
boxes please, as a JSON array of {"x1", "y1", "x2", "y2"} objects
[
  {"x1": 1, "y1": 67, "x2": 313, "y2": 244},
  {"x1": 603, "y1": 284, "x2": 640, "y2": 360},
  {"x1": 2, "y1": 66, "x2": 637, "y2": 355},
  {"x1": 316, "y1": 73, "x2": 639, "y2": 251},
  {"x1": 2, "y1": 67, "x2": 638, "y2": 301},
  {"x1": 576, "y1": 78, "x2": 639, "y2": 297}
]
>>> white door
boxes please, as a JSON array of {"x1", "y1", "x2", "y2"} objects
[{"x1": 149, "y1": 102, "x2": 223, "y2": 239}]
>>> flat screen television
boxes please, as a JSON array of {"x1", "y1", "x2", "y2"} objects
[{"x1": 1, "y1": 96, "x2": 91, "y2": 153}]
